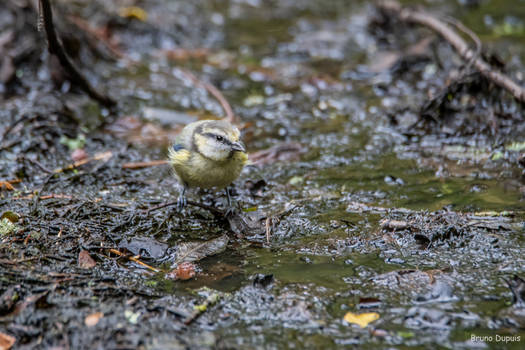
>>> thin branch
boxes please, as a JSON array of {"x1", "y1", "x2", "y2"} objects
[
  {"x1": 39, "y1": 0, "x2": 116, "y2": 107},
  {"x1": 377, "y1": 0, "x2": 525, "y2": 104},
  {"x1": 107, "y1": 249, "x2": 160, "y2": 273}
]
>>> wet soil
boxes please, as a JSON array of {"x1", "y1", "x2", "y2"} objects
[{"x1": 0, "y1": 0, "x2": 524, "y2": 349}]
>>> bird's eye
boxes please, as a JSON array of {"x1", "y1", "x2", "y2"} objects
[{"x1": 216, "y1": 135, "x2": 224, "y2": 142}]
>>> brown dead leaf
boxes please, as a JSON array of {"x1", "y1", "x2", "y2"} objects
[
  {"x1": 0, "y1": 332, "x2": 15, "y2": 350},
  {"x1": 71, "y1": 148, "x2": 88, "y2": 162},
  {"x1": 84, "y1": 312, "x2": 103, "y2": 327},
  {"x1": 78, "y1": 250, "x2": 96, "y2": 269},
  {"x1": 166, "y1": 262, "x2": 196, "y2": 281}
]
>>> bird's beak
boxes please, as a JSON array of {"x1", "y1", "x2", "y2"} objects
[{"x1": 231, "y1": 141, "x2": 246, "y2": 153}]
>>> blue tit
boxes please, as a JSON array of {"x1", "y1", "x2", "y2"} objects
[{"x1": 168, "y1": 119, "x2": 248, "y2": 212}]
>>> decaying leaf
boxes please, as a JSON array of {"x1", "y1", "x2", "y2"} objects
[
  {"x1": 228, "y1": 211, "x2": 267, "y2": 238},
  {"x1": 166, "y1": 262, "x2": 196, "y2": 281},
  {"x1": 78, "y1": 250, "x2": 96, "y2": 269},
  {"x1": 343, "y1": 312, "x2": 380, "y2": 328},
  {"x1": 71, "y1": 148, "x2": 88, "y2": 162},
  {"x1": 0, "y1": 332, "x2": 15, "y2": 350},
  {"x1": 85, "y1": 312, "x2": 103, "y2": 327},
  {"x1": 171, "y1": 235, "x2": 229, "y2": 267},
  {"x1": 119, "y1": 237, "x2": 168, "y2": 259}
]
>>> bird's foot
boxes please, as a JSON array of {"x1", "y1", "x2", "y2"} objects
[
  {"x1": 176, "y1": 195, "x2": 187, "y2": 211},
  {"x1": 224, "y1": 206, "x2": 239, "y2": 218}
]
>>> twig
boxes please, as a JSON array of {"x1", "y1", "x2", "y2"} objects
[
  {"x1": 67, "y1": 15, "x2": 127, "y2": 60},
  {"x1": 443, "y1": 16, "x2": 481, "y2": 70},
  {"x1": 38, "y1": 0, "x2": 116, "y2": 107},
  {"x1": 122, "y1": 160, "x2": 169, "y2": 169},
  {"x1": 178, "y1": 69, "x2": 236, "y2": 124},
  {"x1": 53, "y1": 151, "x2": 112, "y2": 173},
  {"x1": 107, "y1": 249, "x2": 160, "y2": 273},
  {"x1": 1, "y1": 115, "x2": 28, "y2": 142},
  {"x1": 377, "y1": 0, "x2": 525, "y2": 103},
  {"x1": 20, "y1": 156, "x2": 54, "y2": 174},
  {"x1": 0, "y1": 179, "x2": 21, "y2": 191}
]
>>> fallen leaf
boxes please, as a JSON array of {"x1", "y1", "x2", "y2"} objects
[
  {"x1": 171, "y1": 235, "x2": 229, "y2": 266},
  {"x1": 119, "y1": 237, "x2": 168, "y2": 259},
  {"x1": 0, "y1": 332, "x2": 15, "y2": 350},
  {"x1": 343, "y1": 312, "x2": 380, "y2": 328},
  {"x1": 71, "y1": 148, "x2": 88, "y2": 162},
  {"x1": 119, "y1": 6, "x2": 147, "y2": 21},
  {"x1": 166, "y1": 262, "x2": 196, "y2": 281},
  {"x1": 78, "y1": 250, "x2": 96, "y2": 269},
  {"x1": 84, "y1": 312, "x2": 103, "y2": 327}
]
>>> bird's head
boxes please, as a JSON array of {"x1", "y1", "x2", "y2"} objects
[{"x1": 193, "y1": 120, "x2": 246, "y2": 162}]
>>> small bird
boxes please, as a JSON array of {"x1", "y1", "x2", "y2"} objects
[{"x1": 168, "y1": 119, "x2": 248, "y2": 213}]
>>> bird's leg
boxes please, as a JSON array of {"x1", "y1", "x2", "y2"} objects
[
  {"x1": 224, "y1": 187, "x2": 236, "y2": 217},
  {"x1": 177, "y1": 186, "x2": 187, "y2": 210},
  {"x1": 225, "y1": 187, "x2": 232, "y2": 207}
]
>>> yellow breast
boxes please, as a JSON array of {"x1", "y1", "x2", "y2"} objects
[{"x1": 169, "y1": 149, "x2": 247, "y2": 189}]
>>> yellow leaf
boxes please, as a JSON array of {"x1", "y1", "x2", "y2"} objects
[
  {"x1": 119, "y1": 7, "x2": 148, "y2": 21},
  {"x1": 343, "y1": 312, "x2": 379, "y2": 328}
]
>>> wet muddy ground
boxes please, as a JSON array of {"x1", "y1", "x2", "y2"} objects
[{"x1": 0, "y1": 0, "x2": 524, "y2": 349}]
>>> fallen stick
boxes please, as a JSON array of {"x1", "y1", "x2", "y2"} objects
[
  {"x1": 377, "y1": 0, "x2": 525, "y2": 103},
  {"x1": 108, "y1": 249, "x2": 160, "y2": 273},
  {"x1": 53, "y1": 151, "x2": 112, "y2": 173},
  {"x1": 39, "y1": 0, "x2": 116, "y2": 107}
]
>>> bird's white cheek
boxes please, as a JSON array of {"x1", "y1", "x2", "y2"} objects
[{"x1": 199, "y1": 143, "x2": 229, "y2": 161}]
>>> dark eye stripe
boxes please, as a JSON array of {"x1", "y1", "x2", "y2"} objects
[{"x1": 204, "y1": 132, "x2": 232, "y2": 145}]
